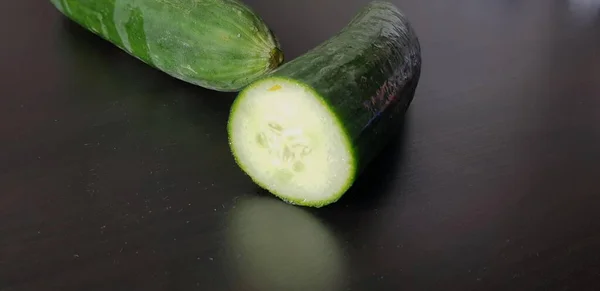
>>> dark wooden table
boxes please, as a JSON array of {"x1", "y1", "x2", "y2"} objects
[{"x1": 2, "y1": 0, "x2": 600, "y2": 290}]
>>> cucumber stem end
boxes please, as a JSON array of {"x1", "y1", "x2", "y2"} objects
[{"x1": 269, "y1": 48, "x2": 284, "y2": 70}]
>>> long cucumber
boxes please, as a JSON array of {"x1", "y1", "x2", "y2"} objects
[{"x1": 50, "y1": 0, "x2": 284, "y2": 91}]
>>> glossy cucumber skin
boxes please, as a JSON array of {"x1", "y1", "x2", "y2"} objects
[
  {"x1": 265, "y1": 1, "x2": 422, "y2": 174},
  {"x1": 50, "y1": 0, "x2": 283, "y2": 92}
]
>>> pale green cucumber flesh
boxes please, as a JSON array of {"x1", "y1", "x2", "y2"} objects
[
  {"x1": 49, "y1": 0, "x2": 283, "y2": 91},
  {"x1": 228, "y1": 77, "x2": 357, "y2": 207},
  {"x1": 228, "y1": 1, "x2": 422, "y2": 207}
]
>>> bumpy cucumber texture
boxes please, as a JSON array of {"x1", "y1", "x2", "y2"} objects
[
  {"x1": 50, "y1": 0, "x2": 284, "y2": 91},
  {"x1": 228, "y1": 1, "x2": 422, "y2": 207}
]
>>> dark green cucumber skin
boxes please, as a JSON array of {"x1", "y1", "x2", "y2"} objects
[
  {"x1": 49, "y1": 0, "x2": 283, "y2": 92},
  {"x1": 267, "y1": 1, "x2": 421, "y2": 175}
]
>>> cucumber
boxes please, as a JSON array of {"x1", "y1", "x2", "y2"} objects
[
  {"x1": 50, "y1": 0, "x2": 284, "y2": 92},
  {"x1": 227, "y1": 1, "x2": 422, "y2": 207}
]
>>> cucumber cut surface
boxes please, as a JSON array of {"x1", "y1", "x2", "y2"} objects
[{"x1": 228, "y1": 77, "x2": 356, "y2": 206}]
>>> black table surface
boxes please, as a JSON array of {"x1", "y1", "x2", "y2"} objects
[{"x1": 2, "y1": 0, "x2": 600, "y2": 290}]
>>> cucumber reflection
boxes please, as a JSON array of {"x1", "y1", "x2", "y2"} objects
[{"x1": 224, "y1": 196, "x2": 347, "y2": 291}]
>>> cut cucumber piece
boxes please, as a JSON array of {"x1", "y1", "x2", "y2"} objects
[{"x1": 228, "y1": 1, "x2": 422, "y2": 207}]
